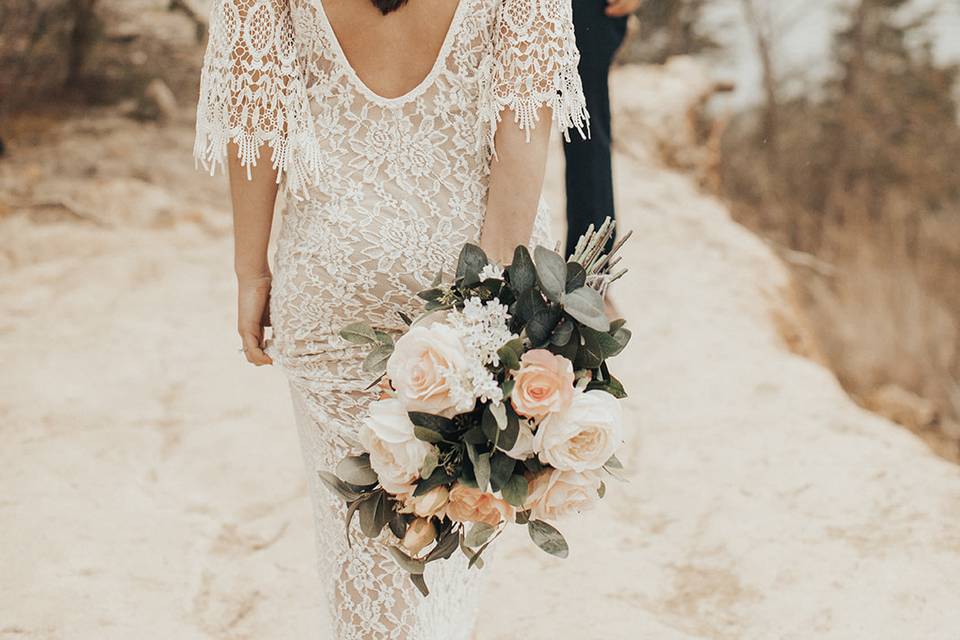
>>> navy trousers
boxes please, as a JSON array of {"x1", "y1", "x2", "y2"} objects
[{"x1": 563, "y1": 0, "x2": 628, "y2": 257}]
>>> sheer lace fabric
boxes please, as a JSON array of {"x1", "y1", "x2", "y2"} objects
[{"x1": 195, "y1": 0, "x2": 586, "y2": 637}]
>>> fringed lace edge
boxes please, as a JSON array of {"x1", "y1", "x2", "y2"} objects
[
  {"x1": 480, "y1": 64, "x2": 591, "y2": 158},
  {"x1": 193, "y1": 118, "x2": 323, "y2": 201}
]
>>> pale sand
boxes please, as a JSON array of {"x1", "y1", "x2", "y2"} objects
[{"x1": 2, "y1": 62, "x2": 959, "y2": 639}]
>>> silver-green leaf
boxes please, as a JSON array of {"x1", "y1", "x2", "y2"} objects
[
  {"x1": 534, "y1": 246, "x2": 567, "y2": 303},
  {"x1": 562, "y1": 286, "x2": 610, "y2": 332},
  {"x1": 501, "y1": 474, "x2": 529, "y2": 508},
  {"x1": 336, "y1": 454, "x2": 379, "y2": 486},
  {"x1": 464, "y1": 522, "x2": 497, "y2": 548},
  {"x1": 340, "y1": 322, "x2": 378, "y2": 345},
  {"x1": 389, "y1": 545, "x2": 426, "y2": 575},
  {"x1": 528, "y1": 519, "x2": 570, "y2": 559}
]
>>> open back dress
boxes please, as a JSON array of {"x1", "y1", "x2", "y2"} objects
[{"x1": 194, "y1": 0, "x2": 587, "y2": 636}]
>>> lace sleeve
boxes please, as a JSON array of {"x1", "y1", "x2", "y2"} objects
[
  {"x1": 194, "y1": 0, "x2": 319, "y2": 193},
  {"x1": 481, "y1": 0, "x2": 589, "y2": 152}
]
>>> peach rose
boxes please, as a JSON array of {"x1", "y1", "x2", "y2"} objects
[
  {"x1": 444, "y1": 483, "x2": 514, "y2": 527},
  {"x1": 510, "y1": 349, "x2": 575, "y2": 420},
  {"x1": 358, "y1": 399, "x2": 435, "y2": 494},
  {"x1": 402, "y1": 486, "x2": 449, "y2": 519},
  {"x1": 524, "y1": 468, "x2": 603, "y2": 521},
  {"x1": 401, "y1": 518, "x2": 437, "y2": 557},
  {"x1": 533, "y1": 389, "x2": 623, "y2": 472},
  {"x1": 387, "y1": 324, "x2": 474, "y2": 417}
]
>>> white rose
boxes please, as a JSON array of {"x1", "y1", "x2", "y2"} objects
[
  {"x1": 524, "y1": 468, "x2": 603, "y2": 521},
  {"x1": 387, "y1": 324, "x2": 474, "y2": 417},
  {"x1": 359, "y1": 398, "x2": 435, "y2": 494},
  {"x1": 532, "y1": 390, "x2": 623, "y2": 472}
]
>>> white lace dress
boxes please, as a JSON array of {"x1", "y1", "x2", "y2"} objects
[{"x1": 194, "y1": 0, "x2": 587, "y2": 637}]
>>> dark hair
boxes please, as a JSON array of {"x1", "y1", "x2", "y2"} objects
[{"x1": 372, "y1": 0, "x2": 410, "y2": 15}]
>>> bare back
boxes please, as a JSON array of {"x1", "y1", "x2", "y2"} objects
[{"x1": 321, "y1": 0, "x2": 461, "y2": 100}]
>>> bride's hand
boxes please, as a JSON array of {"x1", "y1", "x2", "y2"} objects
[{"x1": 237, "y1": 273, "x2": 273, "y2": 366}]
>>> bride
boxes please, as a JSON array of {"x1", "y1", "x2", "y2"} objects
[{"x1": 194, "y1": 0, "x2": 587, "y2": 636}]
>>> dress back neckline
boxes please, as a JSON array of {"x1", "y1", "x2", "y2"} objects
[{"x1": 315, "y1": 0, "x2": 470, "y2": 106}]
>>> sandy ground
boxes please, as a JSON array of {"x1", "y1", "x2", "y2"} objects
[{"x1": 2, "y1": 62, "x2": 960, "y2": 640}]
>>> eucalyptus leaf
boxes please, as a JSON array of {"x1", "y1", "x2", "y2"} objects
[
  {"x1": 605, "y1": 454, "x2": 624, "y2": 470},
  {"x1": 426, "y1": 529, "x2": 460, "y2": 562},
  {"x1": 501, "y1": 474, "x2": 529, "y2": 508},
  {"x1": 464, "y1": 523, "x2": 497, "y2": 548},
  {"x1": 489, "y1": 401, "x2": 507, "y2": 430},
  {"x1": 420, "y1": 448, "x2": 439, "y2": 479},
  {"x1": 459, "y1": 535, "x2": 485, "y2": 569},
  {"x1": 358, "y1": 492, "x2": 385, "y2": 538},
  {"x1": 587, "y1": 375, "x2": 627, "y2": 399},
  {"x1": 397, "y1": 311, "x2": 413, "y2": 326},
  {"x1": 597, "y1": 481, "x2": 606, "y2": 499},
  {"x1": 515, "y1": 510, "x2": 531, "y2": 525},
  {"x1": 373, "y1": 330, "x2": 394, "y2": 346},
  {"x1": 608, "y1": 325, "x2": 632, "y2": 358},
  {"x1": 468, "y1": 538, "x2": 495, "y2": 569},
  {"x1": 497, "y1": 341, "x2": 521, "y2": 371},
  {"x1": 388, "y1": 512, "x2": 409, "y2": 539},
  {"x1": 489, "y1": 453, "x2": 516, "y2": 492},
  {"x1": 456, "y1": 243, "x2": 488, "y2": 286},
  {"x1": 508, "y1": 245, "x2": 537, "y2": 294},
  {"x1": 528, "y1": 520, "x2": 570, "y2": 559},
  {"x1": 481, "y1": 406, "x2": 499, "y2": 446},
  {"x1": 408, "y1": 412, "x2": 456, "y2": 433},
  {"x1": 574, "y1": 331, "x2": 604, "y2": 369},
  {"x1": 565, "y1": 262, "x2": 587, "y2": 293},
  {"x1": 550, "y1": 317, "x2": 575, "y2": 346},
  {"x1": 501, "y1": 379, "x2": 516, "y2": 399},
  {"x1": 363, "y1": 344, "x2": 394, "y2": 374},
  {"x1": 562, "y1": 286, "x2": 610, "y2": 332},
  {"x1": 526, "y1": 306, "x2": 562, "y2": 347},
  {"x1": 414, "y1": 467, "x2": 455, "y2": 496},
  {"x1": 413, "y1": 426, "x2": 445, "y2": 444},
  {"x1": 417, "y1": 287, "x2": 444, "y2": 301},
  {"x1": 318, "y1": 470, "x2": 361, "y2": 502},
  {"x1": 463, "y1": 426, "x2": 489, "y2": 445},
  {"x1": 497, "y1": 407, "x2": 520, "y2": 452},
  {"x1": 534, "y1": 246, "x2": 567, "y2": 303},
  {"x1": 474, "y1": 452, "x2": 491, "y2": 492},
  {"x1": 410, "y1": 573, "x2": 429, "y2": 597},
  {"x1": 336, "y1": 454, "x2": 379, "y2": 487},
  {"x1": 389, "y1": 545, "x2": 426, "y2": 575},
  {"x1": 581, "y1": 325, "x2": 623, "y2": 360},
  {"x1": 514, "y1": 288, "x2": 547, "y2": 326},
  {"x1": 340, "y1": 322, "x2": 378, "y2": 345}
]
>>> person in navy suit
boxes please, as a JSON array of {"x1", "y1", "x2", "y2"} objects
[{"x1": 564, "y1": 0, "x2": 639, "y2": 257}]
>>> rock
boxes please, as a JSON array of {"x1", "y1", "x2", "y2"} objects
[
  {"x1": 865, "y1": 384, "x2": 939, "y2": 431},
  {"x1": 139, "y1": 78, "x2": 178, "y2": 122}
]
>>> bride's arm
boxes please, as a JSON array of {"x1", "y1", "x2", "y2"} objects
[
  {"x1": 479, "y1": 108, "x2": 553, "y2": 265},
  {"x1": 228, "y1": 144, "x2": 279, "y2": 366},
  {"x1": 476, "y1": 0, "x2": 588, "y2": 265}
]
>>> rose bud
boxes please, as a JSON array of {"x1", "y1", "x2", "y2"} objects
[{"x1": 401, "y1": 517, "x2": 437, "y2": 557}]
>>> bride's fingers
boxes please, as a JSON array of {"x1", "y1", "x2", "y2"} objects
[{"x1": 240, "y1": 329, "x2": 273, "y2": 366}]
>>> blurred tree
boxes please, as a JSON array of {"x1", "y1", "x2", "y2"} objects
[
  {"x1": 619, "y1": 0, "x2": 718, "y2": 64},
  {"x1": 719, "y1": 0, "x2": 960, "y2": 455}
]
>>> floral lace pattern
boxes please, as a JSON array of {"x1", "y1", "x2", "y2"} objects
[{"x1": 195, "y1": 0, "x2": 586, "y2": 637}]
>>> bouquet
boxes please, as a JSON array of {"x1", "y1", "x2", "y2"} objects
[{"x1": 319, "y1": 220, "x2": 631, "y2": 596}]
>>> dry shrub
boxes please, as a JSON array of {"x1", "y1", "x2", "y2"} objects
[
  {"x1": 717, "y1": 0, "x2": 960, "y2": 461},
  {"x1": 0, "y1": 0, "x2": 206, "y2": 119}
]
